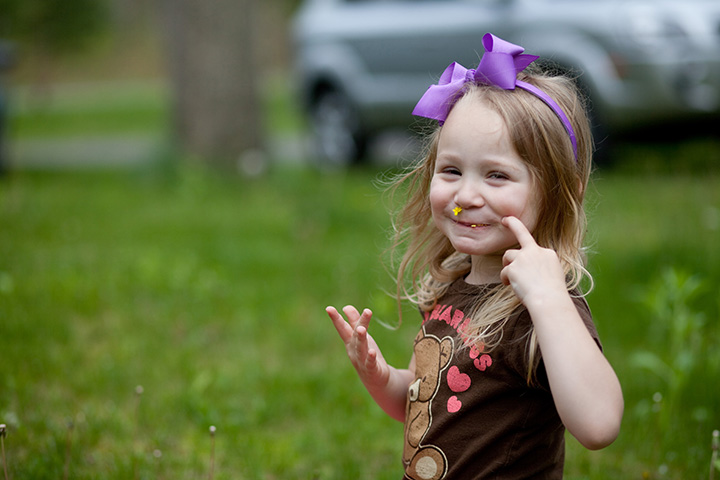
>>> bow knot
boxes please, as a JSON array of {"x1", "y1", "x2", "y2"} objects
[{"x1": 413, "y1": 34, "x2": 537, "y2": 123}]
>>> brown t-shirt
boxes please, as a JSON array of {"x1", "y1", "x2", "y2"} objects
[{"x1": 402, "y1": 278, "x2": 600, "y2": 480}]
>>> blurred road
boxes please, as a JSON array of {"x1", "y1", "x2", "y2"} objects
[
  {"x1": 8, "y1": 131, "x2": 314, "y2": 170},
  {"x1": 9, "y1": 130, "x2": 419, "y2": 170},
  {"x1": 11, "y1": 135, "x2": 162, "y2": 169}
]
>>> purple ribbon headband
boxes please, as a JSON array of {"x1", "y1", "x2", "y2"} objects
[{"x1": 413, "y1": 33, "x2": 578, "y2": 160}]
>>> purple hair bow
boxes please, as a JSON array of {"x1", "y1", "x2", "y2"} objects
[{"x1": 413, "y1": 33, "x2": 578, "y2": 160}]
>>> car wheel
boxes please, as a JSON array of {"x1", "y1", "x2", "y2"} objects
[{"x1": 310, "y1": 89, "x2": 367, "y2": 167}]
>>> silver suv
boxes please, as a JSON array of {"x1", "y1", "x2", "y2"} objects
[{"x1": 292, "y1": 0, "x2": 720, "y2": 165}]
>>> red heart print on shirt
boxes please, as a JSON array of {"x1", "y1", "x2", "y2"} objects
[
  {"x1": 446, "y1": 365, "x2": 471, "y2": 393},
  {"x1": 447, "y1": 395, "x2": 462, "y2": 413}
]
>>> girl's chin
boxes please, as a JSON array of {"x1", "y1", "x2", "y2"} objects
[{"x1": 451, "y1": 239, "x2": 514, "y2": 258}]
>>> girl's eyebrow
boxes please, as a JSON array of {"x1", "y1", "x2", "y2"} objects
[
  {"x1": 434, "y1": 153, "x2": 463, "y2": 169},
  {"x1": 435, "y1": 150, "x2": 462, "y2": 161},
  {"x1": 437, "y1": 153, "x2": 523, "y2": 173},
  {"x1": 482, "y1": 158, "x2": 522, "y2": 172}
]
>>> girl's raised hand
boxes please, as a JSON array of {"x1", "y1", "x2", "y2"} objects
[
  {"x1": 500, "y1": 216, "x2": 567, "y2": 306},
  {"x1": 326, "y1": 305, "x2": 391, "y2": 389}
]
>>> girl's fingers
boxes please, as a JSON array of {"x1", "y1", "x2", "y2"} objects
[
  {"x1": 502, "y1": 216, "x2": 537, "y2": 249},
  {"x1": 342, "y1": 305, "x2": 362, "y2": 328},
  {"x1": 502, "y1": 249, "x2": 517, "y2": 267},
  {"x1": 327, "y1": 305, "x2": 373, "y2": 344},
  {"x1": 357, "y1": 308, "x2": 373, "y2": 330},
  {"x1": 329, "y1": 305, "x2": 376, "y2": 367},
  {"x1": 366, "y1": 348, "x2": 379, "y2": 371},
  {"x1": 326, "y1": 306, "x2": 353, "y2": 343},
  {"x1": 353, "y1": 325, "x2": 369, "y2": 359},
  {"x1": 341, "y1": 305, "x2": 373, "y2": 335}
]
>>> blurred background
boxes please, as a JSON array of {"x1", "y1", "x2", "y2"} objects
[
  {"x1": 1, "y1": 0, "x2": 719, "y2": 479},
  {"x1": 0, "y1": 0, "x2": 303, "y2": 172},
  {"x1": 2, "y1": 0, "x2": 720, "y2": 171}
]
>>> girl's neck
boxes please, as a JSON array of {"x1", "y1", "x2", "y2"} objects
[{"x1": 466, "y1": 255, "x2": 503, "y2": 285}]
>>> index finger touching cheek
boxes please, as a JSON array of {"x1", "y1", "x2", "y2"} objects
[{"x1": 502, "y1": 216, "x2": 537, "y2": 248}]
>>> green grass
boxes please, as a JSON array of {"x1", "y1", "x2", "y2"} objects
[
  {"x1": 2, "y1": 79, "x2": 720, "y2": 478},
  {"x1": 2, "y1": 162, "x2": 719, "y2": 479},
  {"x1": 1, "y1": 165, "x2": 413, "y2": 479}
]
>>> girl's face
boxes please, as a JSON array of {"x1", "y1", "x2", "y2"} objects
[{"x1": 429, "y1": 95, "x2": 540, "y2": 274}]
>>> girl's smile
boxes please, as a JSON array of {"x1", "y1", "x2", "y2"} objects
[
  {"x1": 452, "y1": 217, "x2": 492, "y2": 229},
  {"x1": 455, "y1": 221, "x2": 491, "y2": 229}
]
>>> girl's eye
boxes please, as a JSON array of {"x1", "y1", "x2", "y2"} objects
[
  {"x1": 488, "y1": 171, "x2": 509, "y2": 180},
  {"x1": 443, "y1": 167, "x2": 461, "y2": 176}
]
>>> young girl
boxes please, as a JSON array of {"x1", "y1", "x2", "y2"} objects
[{"x1": 326, "y1": 33, "x2": 623, "y2": 479}]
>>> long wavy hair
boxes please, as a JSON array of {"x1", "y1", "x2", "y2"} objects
[{"x1": 388, "y1": 68, "x2": 593, "y2": 383}]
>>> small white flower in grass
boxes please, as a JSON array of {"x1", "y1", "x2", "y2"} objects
[
  {"x1": 208, "y1": 425, "x2": 217, "y2": 480},
  {"x1": 711, "y1": 430, "x2": 719, "y2": 480},
  {"x1": 1, "y1": 424, "x2": 8, "y2": 480}
]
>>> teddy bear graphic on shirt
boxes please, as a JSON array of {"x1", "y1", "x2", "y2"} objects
[{"x1": 403, "y1": 326, "x2": 453, "y2": 480}]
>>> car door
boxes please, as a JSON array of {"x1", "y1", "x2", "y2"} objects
[{"x1": 336, "y1": 0, "x2": 514, "y2": 124}]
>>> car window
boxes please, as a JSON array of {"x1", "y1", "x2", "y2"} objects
[
  {"x1": 342, "y1": 0, "x2": 511, "y2": 4},
  {"x1": 343, "y1": 0, "x2": 473, "y2": 3}
]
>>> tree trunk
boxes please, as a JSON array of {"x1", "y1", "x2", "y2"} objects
[{"x1": 163, "y1": 0, "x2": 263, "y2": 168}]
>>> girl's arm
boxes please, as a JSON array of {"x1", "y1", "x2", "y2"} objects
[
  {"x1": 500, "y1": 217, "x2": 624, "y2": 450},
  {"x1": 326, "y1": 305, "x2": 414, "y2": 422}
]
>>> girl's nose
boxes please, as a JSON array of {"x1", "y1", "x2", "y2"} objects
[{"x1": 454, "y1": 180, "x2": 485, "y2": 209}]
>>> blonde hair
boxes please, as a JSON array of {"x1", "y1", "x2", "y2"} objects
[{"x1": 389, "y1": 68, "x2": 593, "y2": 383}]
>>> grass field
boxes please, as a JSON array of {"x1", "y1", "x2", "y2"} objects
[{"x1": 1, "y1": 80, "x2": 720, "y2": 479}]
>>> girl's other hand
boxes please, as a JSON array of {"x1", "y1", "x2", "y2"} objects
[
  {"x1": 500, "y1": 216, "x2": 567, "y2": 307},
  {"x1": 326, "y1": 305, "x2": 391, "y2": 389}
]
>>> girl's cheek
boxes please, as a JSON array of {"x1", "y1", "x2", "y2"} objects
[
  {"x1": 428, "y1": 187, "x2": 446, "y2": 213},
  {"x1": 507, "y1": 199, "x2": 540, "y2": 233}
]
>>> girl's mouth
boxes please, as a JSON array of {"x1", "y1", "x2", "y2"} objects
[{"x1": 455, "y1": 220, "x2": 491, "y2": 229}]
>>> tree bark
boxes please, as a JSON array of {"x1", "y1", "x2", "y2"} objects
[{"x1": 163, "y1": 0, "x2": 263, "y2": 168}]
